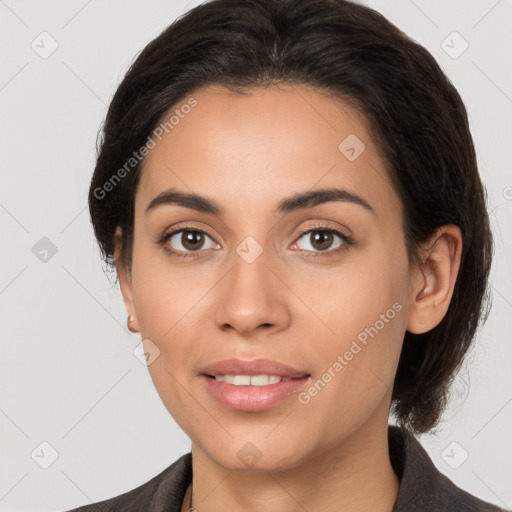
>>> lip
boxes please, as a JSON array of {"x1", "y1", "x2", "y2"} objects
[
  {"x1": 198, "y1": 358, "x2": 309, "y2": 379},
  {"x1": 199, "y1": 358, "x2": 311, "y2": 412}
]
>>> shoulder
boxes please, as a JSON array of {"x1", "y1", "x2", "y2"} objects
[
  {"x1": 390, "y1": 425, "x2": 509, "y2": 512},
  {"x1": 61, "y1": 453, "x2": 192, "y2": 512}
]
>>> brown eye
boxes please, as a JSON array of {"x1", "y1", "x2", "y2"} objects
[
  {"x1": 181, "y1": 231, "x2": 205, "y2": 251},
  {"x1": 293, "y1": 229, "x2": 350, "y2": 253},
  {"x1": 165, "y1": 229, "x2": 218, "y2": 253},
  {"x1": 309, "y1": 231, "x2": 334, "y2": 251}
]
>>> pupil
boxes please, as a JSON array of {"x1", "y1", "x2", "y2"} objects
[
  {"x1": 311, "y1": 231, "x2": 332, "y2": 251},
  {"x1": 182, "y1": 231, "x2": 204, "y2": 251}
]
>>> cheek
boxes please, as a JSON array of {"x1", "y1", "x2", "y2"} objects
[
  {"x1": 303, "y1": 241, "x2": 409, "y2": 390},
  {"x1": 130, "y1": 239, "x2": 196, "y2": 337},
  {"x1": 298, "y1": 294, "x2": 406, "y2": 434},
  {"x1": 292, "y1": 241, "x2": 408, "y2": 336}
]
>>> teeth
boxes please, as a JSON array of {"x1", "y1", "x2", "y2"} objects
[
  {"x1": 214, "y1": 374, "x2": 283, "y2": 386},
  {"x1": 250, "y1": 375, "x2": 282, "y2": 386}
]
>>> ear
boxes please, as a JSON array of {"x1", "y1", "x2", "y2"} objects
[
  {"x1": 406, "y1": 225, "x2": 463, "y2": 334},
  {"x1": 114, "y1": 226, "x2": 140, "y2": 333}
]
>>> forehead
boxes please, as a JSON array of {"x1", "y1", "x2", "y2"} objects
[{"x1": 136, "y1": 84, "x2": 401, "y2": 223}]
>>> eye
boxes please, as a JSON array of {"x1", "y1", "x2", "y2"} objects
[
  {"x1": 291, "y1": 228, "x2": 352, "y2": 255},
  {"x1": 161, "y1": 229, "x2": 219, "y2": 256},
  {"x1": 159, "y1": 225, "x2": 351, "y2": 259}
]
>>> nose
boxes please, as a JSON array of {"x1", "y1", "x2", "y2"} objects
[{"x1": 214, "y1": 244, "x2": 292, "y2": 337}]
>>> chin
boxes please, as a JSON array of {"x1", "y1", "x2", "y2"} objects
[{"x1": 197, "y1": 434, "x2": 313, "y2": 473}]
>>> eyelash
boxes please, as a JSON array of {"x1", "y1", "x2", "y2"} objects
[{"x1": 158, "y1": 224, "x2": 353, "y2": 260}]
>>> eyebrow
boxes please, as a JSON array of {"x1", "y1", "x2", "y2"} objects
[{"x1": 145, "y1": 187, "x2": 375, "y2": 216}]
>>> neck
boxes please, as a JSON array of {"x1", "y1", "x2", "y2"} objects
[{"x1": 182, "y1": 410, "x2": 400, "y2": 512}]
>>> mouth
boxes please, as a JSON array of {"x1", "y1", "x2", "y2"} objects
[
  {"x1": 206, "y1": 374, "x2": 298, "y2": 385},
  {"x1": 199, "y1": 357, "x2": 309, "y2": 379},
  {"x1": 199, "y1": 358, "x2": 311, "y2": 412}
]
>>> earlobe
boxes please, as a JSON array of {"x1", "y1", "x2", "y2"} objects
[
  {"x1": 127, "y1": 314, "x2": 139, "y2": 333},
  {"x1": 406, "y1": 225, "x2": 462, "y2": 335},
  {"x1": 114, "y1": 226, "x2": 140, "y2": 333}
]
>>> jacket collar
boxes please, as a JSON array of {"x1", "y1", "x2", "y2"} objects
[
  {"x1": 147, "y1": 424, "x2": 505, "y2": 511},
  {"x1": 389, "y1": 424, "x2": 505, "y2": 511}
]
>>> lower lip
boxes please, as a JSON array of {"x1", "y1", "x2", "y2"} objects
[{"x1": 202, "y1": 375, "x2": 310, "y2": 412}]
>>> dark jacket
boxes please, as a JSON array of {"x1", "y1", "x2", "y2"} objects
[{"x1": 64, "y1": 425, "x2": 508, "y2": 511}]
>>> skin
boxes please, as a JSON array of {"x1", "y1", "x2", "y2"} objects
[{"x1": 114, "y1": 84, "x2": 462, "y2": 512}]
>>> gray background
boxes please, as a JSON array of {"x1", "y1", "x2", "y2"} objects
[{"x1": 0, "y1": 0, "x2": 511, "y2": 510}]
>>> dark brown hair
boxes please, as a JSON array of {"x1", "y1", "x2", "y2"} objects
[{"x1": 88, "y1": 0, "x2": 493, "y2": 434}]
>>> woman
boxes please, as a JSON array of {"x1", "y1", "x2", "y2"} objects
[{"x1": 66, "y1": 0, "x2": 507, "y2": 510}]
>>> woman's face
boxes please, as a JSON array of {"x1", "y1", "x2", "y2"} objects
[{"x1": 119, "y1": 84, "x2": 418, "y2": 471}]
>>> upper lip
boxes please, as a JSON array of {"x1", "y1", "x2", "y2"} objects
[{"x1": 199, "y1": 358, "x2": 309, "y2": 378}]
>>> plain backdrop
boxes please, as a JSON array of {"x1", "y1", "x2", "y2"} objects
[{"x1": 0, "y1": 1, "x2": 511, "y2": 511}]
